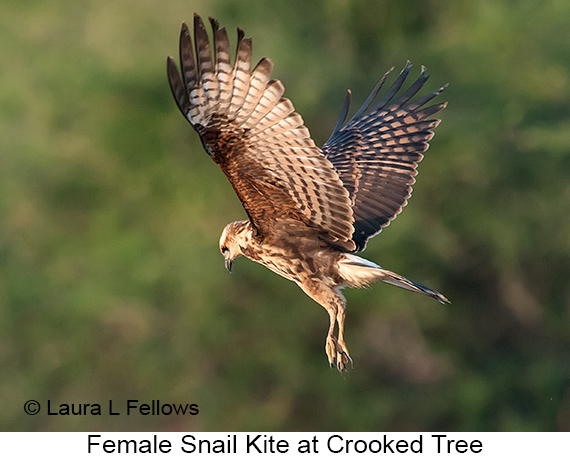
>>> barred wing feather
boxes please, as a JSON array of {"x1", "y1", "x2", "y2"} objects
[
  {"x1": 167, "y1": 15, "x2": 355, "y2": 250},
  {"x1": 322, "y1": 62, "x2": 447, "y2": 251}
]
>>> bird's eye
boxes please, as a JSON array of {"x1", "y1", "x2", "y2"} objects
[{"x1": 221, "y1": 246, "x2": 229, "y2": 254}]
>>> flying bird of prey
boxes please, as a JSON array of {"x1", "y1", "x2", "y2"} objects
[{"x1": 167, "y1": 14, "x2": 450, "y2": 371}]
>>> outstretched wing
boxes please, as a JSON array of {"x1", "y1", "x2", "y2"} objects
[
  {"x1": 167, "y1": 15, "x2": 355, "y2": 250},
  {"x1": 322, "y1": 62, "x2": 447, "y2": 252}
]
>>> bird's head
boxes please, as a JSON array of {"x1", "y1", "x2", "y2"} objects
[{"x1": 219, "y1": 220, "x2": 251, "y2": 273}]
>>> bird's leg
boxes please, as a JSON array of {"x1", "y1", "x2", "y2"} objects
[
  {"x1": 335, "y1": 303, "x2": 353, "y2": 369},
  {"x1": 324, "y1": 298, "x2": 351, "y2": 372},
  {"x1": 324, "y1": 305, "x2": 338, "y2": 368},
  {"x1": 298, "y1": 281, "x2": 351, "y2": 371}
]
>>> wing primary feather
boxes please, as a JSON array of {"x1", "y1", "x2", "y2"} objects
[
  {"x1": 228, "y1": 29, "x2": 252, "y2": 117},
  {"x1": 208, "y1": 17, "x2": 220, "y2": 59},
  {"x1": 370, "y1": 61, "x2": 412, "y2": 113},
  {"x1": 406, "y1": 83, "x2": 449, "y2": 111},
  {"x1": 329, "y1": 66, "x2": 396, "y2": 140},
  {"x1": 388, "y1": 65, "x2": 429, "y2": 110},
  {"x1": 416, "y1": 101, "x2": 448, "y2": 120},
  {"x1": 180, "y1": 19, "x2": 207, "y2": 124},
  {"x1": 194, "y1": 14, "x2": 218, "y2": 111},
  {"x1": 349, "y1": 67, "x2": 394, "y2": 122},
  {"x1": 212, "y1": 24, "x2": 233, "y2": 114},
  {"x1": 329, "y1": 90, "x2": 352, "y2": 139},
  {"x1": 193, "y1": 14, "x2": 209, "y2": 79},
  {"x1": 179, "y1": 22, "x2": 198, "y2": 92},
  {"x1": 166, "y1": 56, "x2": 190, "y2": 116}
]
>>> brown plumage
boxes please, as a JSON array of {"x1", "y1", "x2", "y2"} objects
[{"x1": 167, "y1": 14, "x2": 450, "y2": 371}]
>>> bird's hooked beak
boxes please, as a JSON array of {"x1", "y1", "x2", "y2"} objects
[{"x1": 223, "y1": 252, "x2": 233, "y2": 273}]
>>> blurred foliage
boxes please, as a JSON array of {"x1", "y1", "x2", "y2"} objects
[{"x1": 1, "y1": 0, "x2": 570, "y2": 432}]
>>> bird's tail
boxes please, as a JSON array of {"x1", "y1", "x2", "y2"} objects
[{"x1": 338, "y1": 254, "x2": 450, "y2": 304}]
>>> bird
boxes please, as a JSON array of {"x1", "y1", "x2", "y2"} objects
[{"x1": 167, "y1": 14, "x2": 450, "y2": 371}]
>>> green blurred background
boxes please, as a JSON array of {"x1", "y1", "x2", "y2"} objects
[{"x1": 2, "y1": 0, "x2": 570, "y2": 432}]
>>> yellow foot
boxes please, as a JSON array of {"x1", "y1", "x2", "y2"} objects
[{"x1": 325, "y1": 335, "x2": 353, "y2": 372}]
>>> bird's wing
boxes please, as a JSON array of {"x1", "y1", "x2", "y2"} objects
[
  {"x1": 167, "y1": 15, "x2": 355, "y2": 250},
  {"x1": 322, "y1": 62, "x2": 447, "y2": 252}
]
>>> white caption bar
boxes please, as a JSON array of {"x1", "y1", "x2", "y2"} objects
[{"x1": 1, "y1": 432, "x2": 566, "y2": 456}]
